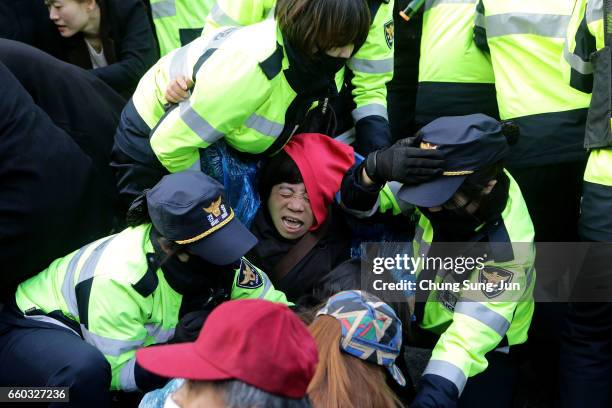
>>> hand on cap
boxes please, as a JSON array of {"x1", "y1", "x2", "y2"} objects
[{"x1": 364, "y1": 137, "x2": 445, "y2": 186}]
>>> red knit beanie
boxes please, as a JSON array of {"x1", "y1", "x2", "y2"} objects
[{"x1": 283, "y1": 133, "x2": 355, "y2": 230}]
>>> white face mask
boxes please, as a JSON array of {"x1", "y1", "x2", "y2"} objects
[{"x1": 163, "y1": 394, "x2": 181, "y2": 408}]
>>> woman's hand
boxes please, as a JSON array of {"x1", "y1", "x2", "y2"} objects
[{"x1": 165, "y1": 75, "x2": 194, "y2": 104}]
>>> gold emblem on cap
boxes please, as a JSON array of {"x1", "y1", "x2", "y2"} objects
[
  {"x1": 203, "y1": 196, "x2": 223, "y2": 217},
  {"x1": 420, "y1": 142, "x2": 438, "y2": 150}
]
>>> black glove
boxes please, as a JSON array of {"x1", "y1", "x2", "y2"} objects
[
  {"x1": 169, "y1": 309, "x2": 211, "y2": 343},
  {"x1": 364, "y1": 136, "x2": 445, "y2": 185}
]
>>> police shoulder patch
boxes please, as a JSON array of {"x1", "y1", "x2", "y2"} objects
[
  {"x1": 384, "y1": 20, "x2": 394, "y2": 49},
  {"x1": 236, "y1": 259, "x2": 264, "y2": 289},
  {"x1": 478, "y1": 266, "x2": 514, "y2": 299}
]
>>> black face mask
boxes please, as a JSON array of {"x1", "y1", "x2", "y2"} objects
[
  {"x1": 419, "y1": 206, "x2": 483, "y2": 242},
  {"x1": 313, "y1": 51, "x2": 348, "y2": 77},
  {"x1": 284, "y1": 39, "x2": 346, "y2": 95},
  {"x1": 150, "y1": 230, "x2": 235, "y2": 295},
  {"x1": 418, "y1": 172, "x2": 511, "y2": 242}
]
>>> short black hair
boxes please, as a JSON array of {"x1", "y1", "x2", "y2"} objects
[{"x1": 258, "y1": 151, "x2": 303, "y2": 199}]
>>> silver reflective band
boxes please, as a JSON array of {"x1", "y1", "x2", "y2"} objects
[
  {"x1": 347, "y1": 57, "x2": 394, "y2": 74},
  {"x1": 61, "y1": 244, "x2": 91, "y2": 318},
  {"x1": 82, "y1": 327, "x2": 145, "y2": 357},
  {"x1": 210, "y1": 3, "x2": 241, "y2": 27},
  {"x1": 474, "y1": 11, "x2": 486, "y2": 28},
  {"x1": 169, "y1": 45, "x2": 190, "y2": 82},
  {"x1": 425, "y1": 0, "x2": 476, "y2": 11},
  {"x1": 486, "y1": 13, "x2": 571, "y2": 39},
  {"x1": 587, "y1": 0, "x2": 603, "y2": 24},
  {"x1": 23, "y1": 315, "x2": 81, "y2": 338},
  {"x1": 257, "y1": 271, "x2": 273, "y2": 299},
  {"x1": 334, "y1": 127, "x2": 355, "y2": 145},
  {"x1": 145, "y1": 324, "x2": 176, "y2": 343},
  {"x1": 388, "y1": 181, "x2": 414, "y2": 214},
  {"x1": 352, "y1": 103, "x2": 388, "y2": 122},
  {"x1": 423, "y1": 359, "x2": 468, "y2": 395},
  {"x1": 151, "y1": 0, "x2": 176, "y2": 19},
  {"x1": 563, "y1": 42, "x2": 594, "y2": 74},
  {"x1": 168, "y1": 27, "x2": 238, "y2": 84},
  {"x1": 454, "y1": 301, "x2": 511, "y2": 337},
  {"x1": 414, "y1": 226, "x2": 431, "y2": 257},
  {"x1": 245, "y1": 114, "x2": 284, "y2": 138},
  {"x1": 120, "y1": 358, "x2": 138, "y2": 392},
  {"x1": 77, "y1": 237, "x2": 115, "y2": 284},
  {"x1": 188, "y1": 158, "x2": 202, "y2": 172},
  {"x1": 179, "y1": 100, "x2": 225, "y2": 143},
  {"x1": 525, "y1": 265, "x2": 535, "y2": 294}
]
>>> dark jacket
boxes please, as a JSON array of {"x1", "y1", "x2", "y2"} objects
[
  {"x1": 61, "y1": 0, "x2": 158, "y2": 97},
  {"x1": 0, "y1": 0, "x2": 65, "y2": 57},
  {"x1": 247, "y1": 206, "x2": 352, "y2": 303},
  {"x1": 0, "y1": 40, "x2": 124, "y2": 300}
]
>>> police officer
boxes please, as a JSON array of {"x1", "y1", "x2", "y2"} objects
[
  {"x1": 200, "y1": 0, "x2": 395, "y2": 154},
  {"x1": 149, "y1": 0, "x2": 215, "y2": 56},
  {"x1": 111, "y1": 0, "x2": 371, "y2": 209},
  {"x1": 0, "y1": 171, "x2": 289, "y2": 407},
  {"x1": 474, "y1": 3, "x2": 591, "y2": 401},
  {"x1": 340, "y1": 114, "x2": 535, "y2": 407},
  {"x1": 559, "y1": 1, "x2": 612, "y2": 406},
  {"x1": 414, "y1": 0, "x2": 498, "y2": 128},
  {"x1": 474, "y1": 0, "x2": 589, "y2": 242}
]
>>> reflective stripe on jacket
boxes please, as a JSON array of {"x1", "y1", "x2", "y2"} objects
[
  {"x1": 201, "y1": 0, "x2": 395, "y2": 129},
  {"x1": 15, "y1": 224, "x2": 289, "y2": 392},
  {"x1": 475, "y1": 0, "x2": 590, "y2": 167},
  {"x1": 150, "y1": 0, "x2": 215, "y2": 56},
  {"x1": 376, "y1": 172, "x2": 535, "y2": 395},
  {"x1": 131, "y1": 20, "x2": 299, "y2": 173}
]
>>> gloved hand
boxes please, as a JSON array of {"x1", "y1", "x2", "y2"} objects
[
  {"x1": 169, "y1": 309, "x2": 211, "y2": 344},
  {"x1": 411, "y1": 374, "x2": 459, "y2": 408},
  {"x1": 364, "y1": 136, "x2": 445, "y2": 185}
]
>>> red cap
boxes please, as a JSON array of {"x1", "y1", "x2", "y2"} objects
[
  {"x1": 136, "y1": 299, "x2": 318, "y2": 399},
  {"x1": 283, "y1": 133, "x2": 354, "y2": 230}
]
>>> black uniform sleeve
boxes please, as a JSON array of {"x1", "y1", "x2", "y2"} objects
[
  {"x1": 339, "y1": 162, "x2": 384, "y2": 215},
  {"x1": 354, "y1": 115, "x2": 393, "y2": 156}
]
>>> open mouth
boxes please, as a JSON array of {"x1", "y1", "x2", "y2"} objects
[{"x1": 282, "y1": 216, "x2": 303, "y2": 232}]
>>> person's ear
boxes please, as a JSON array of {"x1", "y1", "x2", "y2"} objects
[{"x1": 482, "y1": 179, "x2": 497, "y2": 195}]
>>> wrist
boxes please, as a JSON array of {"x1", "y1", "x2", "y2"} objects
[{"x1": 365, "y1": 151, "x2": 381, "y2": 184}]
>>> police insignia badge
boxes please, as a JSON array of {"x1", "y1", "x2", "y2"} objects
[
  {"x1": 203, "y1": 196, "x2": 231, "y2": 228},
  {"x1": 237, "y1": 259, "x2": 264, "y2": 289},
  {"x1": 478, "y1": 266, "x2": 514, "y2": 298},
  {"x1": 384, "y1": 20, "x2": 394, "y2": 49}
]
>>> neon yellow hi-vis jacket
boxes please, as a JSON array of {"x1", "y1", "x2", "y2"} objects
[
  {"x1": 564, "y1": 0, "x2": 612, "y2": 187},
  {"x1": 474, "y1": 0, "x2": 590, "y2": 167},
  {"x1": 201, "y1": 0, "x2": 395, "y2": 135},
  {"x1": 131, "y1": 20, "x2": 315, "y2": 174},
  {"x1": 359, "y1": 172, "x2": 535, "y2": 395},
  {"x1": 149, "y1": 0, "x2": 216, "y2": 57},
  {"x1": 14, "y1": 224, "x2": 289, "y2": 392}
]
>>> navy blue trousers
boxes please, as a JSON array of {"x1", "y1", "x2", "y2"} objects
[{"x1": 0, "y1": 322, "x2": 111, "y2": 407}]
